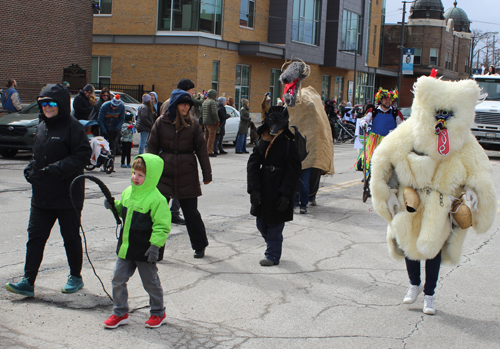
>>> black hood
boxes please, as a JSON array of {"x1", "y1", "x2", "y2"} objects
[{"x1": 38, "y1": 84, "x2": 71, "y2": 123}]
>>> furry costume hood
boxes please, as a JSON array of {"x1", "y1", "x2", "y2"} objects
[{"x1": 409, "y1": 76, "x2": 480, "y2": 159}]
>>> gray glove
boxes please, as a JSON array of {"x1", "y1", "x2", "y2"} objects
[
  {"x1": 104, "y1": 198, "x2": 113, "y2": 210},
  {"x1": 145, "y1": 245, "x2": 160, "y2": 263}
]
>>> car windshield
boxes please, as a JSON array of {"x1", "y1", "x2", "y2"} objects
[
  {"x1": 225, "y1": 106, "x2": 237, "y2": 117},
  {"x1": 117, "y1": 94, "x2": 139, "y2": 104},
  {"x1": 19, "y1": 102, "x2": 40, "y2": 114},
  {"x1": 475, "y1": 79, "x2": 500, "y2": 101}
]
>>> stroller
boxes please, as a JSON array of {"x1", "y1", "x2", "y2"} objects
[
  {"x1": 79, "y1": 120, "x2": 115, "y2": 174},
  {"x1": 334, "y1": 116, "x2": 355, "y2": 143}
]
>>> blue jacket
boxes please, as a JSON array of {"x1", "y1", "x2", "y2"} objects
[
  {"x1": 2, "y1": 87, "x2": 21, "y2": 112},
  {"x1": 98, "y1": 101, "x2": 125, "y2": 134}
]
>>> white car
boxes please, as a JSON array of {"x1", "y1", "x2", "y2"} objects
[
  {"x1": 224, "y1": 105, "x2": 241, "y2": 143},
  {"x1": 94, "y1": 90, "x2": 141, "y2": 117}
]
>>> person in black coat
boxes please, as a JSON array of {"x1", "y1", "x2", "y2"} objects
[
  {"x1": 5, "y1": 84, "x2": 92, "y2": 297},
  {"x1": 214, "y1": 97, "x2": 229, "y2": 155},
  {"x1": 247, "y1": 107, "x2": 301, "y2": 266},
  {"x1": 73, "y1": 84, "x2": 94, "y2": 120}
]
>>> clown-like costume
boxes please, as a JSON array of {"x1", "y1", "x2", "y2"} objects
[
  {"x1": 357, "y1": 89, "x2": 404, "y2": 174},
  {"x1": 369, "y1": 74, "x2": 496, "y2": 315}
]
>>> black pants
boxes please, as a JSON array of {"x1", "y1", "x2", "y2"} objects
[
  {"x1": 308, "y1": 168, "x2": 322, "y2": 201},
  {"x1": 121, "y1": 141, "x2": 132, "y2": 165},
  {"x1": 405, "y1": 251, "x2": 442, "y2": 296},
  {"x1": 24, "y1": 206, "x2": 83, "y2": 285},
  {"x1": 167, "y1": 197, "x2": 208, "y2": 251},
  {"x1": 105, "y1": 129, "x2": 118, "y2": 155},
  {"x1": 213, "y1": 128, "x2": 225, "y2": 154}
]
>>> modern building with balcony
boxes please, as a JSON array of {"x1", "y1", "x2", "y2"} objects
[{"x1": 92, "y1": 0, "x2": 388, "y2": 111}]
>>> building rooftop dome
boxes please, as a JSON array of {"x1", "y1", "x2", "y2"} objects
[
  {"x1": 410, "y1": 0, "x2": 445, "y2": 20},
  {"x1": 444, "y1": 1, "x2": 470, "y2": 32}
]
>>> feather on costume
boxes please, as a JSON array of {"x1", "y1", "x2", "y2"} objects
[{"x1": 370, "y1": 76, "x2": 496, "y2": 264}]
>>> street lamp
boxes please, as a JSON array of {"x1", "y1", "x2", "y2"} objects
[
  {"x1": 492, "y1": 32, "x2": 499, "y2": 68},
  {"x1": 397, "y1": 1, "x2": 414, "y2": 106},
  {"x1": 339, "y1": 32, "x2": 360, "y2": 105}
]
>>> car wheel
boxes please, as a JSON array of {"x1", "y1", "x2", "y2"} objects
[
  {"x1": 105, "y1": 157, "x2": 114, "y2": 174},
  {"x1": 0, "y1": 149, "x2": 18, "y2": 158}
]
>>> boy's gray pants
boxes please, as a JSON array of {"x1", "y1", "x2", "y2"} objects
[{"x1": 112, "y1": 257, "x2": 165, "y2": 317}]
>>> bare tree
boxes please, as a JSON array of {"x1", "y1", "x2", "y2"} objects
[{"x1": 472, "y1": 30, "x2": 499, "y2": 71}]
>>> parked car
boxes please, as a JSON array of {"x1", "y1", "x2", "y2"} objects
[
  {"x1": 400, "y1": 107, "x2": 412, "y2": 120},
  {"x1": 0, "y1": 96, "x2": 133, "y2": 158},
  {"x1": 224, "y1": 105, "x2": 241, "y2": 143},
  {"x1": 0, "y1": 101, "x2": 41, "y2": 158},
  {"x1": 94, "y1": 90, "x2": 141, "y2": 117}
]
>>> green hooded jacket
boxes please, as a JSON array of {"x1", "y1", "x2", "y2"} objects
[{"x1": 113, "y1": 153, "x2": 171, "y2": 261}]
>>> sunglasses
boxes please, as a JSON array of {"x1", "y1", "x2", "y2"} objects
[{"x1": 41, "y1": 101, "x2": 57, "y2": 108}]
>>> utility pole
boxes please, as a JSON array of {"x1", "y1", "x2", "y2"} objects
[
  {"x1": 492, "y1": 32, "x2": 499, "y2": 67},
  {"x1": 397, "y1": 1, "x2": 412, "y2": 104}
]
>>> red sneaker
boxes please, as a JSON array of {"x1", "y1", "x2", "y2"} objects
[
  {"x1": 103, "y1": 313, "x2": 129, "y2": 329},
  {"x1": 145, "y1": 313, "x2": 167, "y2": 328}
]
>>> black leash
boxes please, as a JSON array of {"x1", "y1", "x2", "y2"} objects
[{"x1": 70, "y1": 174, "x2": 122, "y2": 302}]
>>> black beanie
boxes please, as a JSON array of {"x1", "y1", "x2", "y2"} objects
[{"x1": 177, "y1": 78, "x2": 195, "y2": 91}]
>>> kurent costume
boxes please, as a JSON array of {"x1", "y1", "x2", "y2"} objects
[
  {"x1": 357, "y1": 89, "x2": 403, "y2": 174},
  {"x1": 370, "y1": 75, "x2": 496, "y2": 314},
  {"x1": 279, "y1": 60, "x2": 334, "y2": 213}
]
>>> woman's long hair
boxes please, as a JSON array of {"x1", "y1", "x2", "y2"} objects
[
  {"x1": 100, "y1": 87, "x2": 112, "y2": 102},
  {"x1": 174, "y1": 107, "x2": 192, "y2": 131}
]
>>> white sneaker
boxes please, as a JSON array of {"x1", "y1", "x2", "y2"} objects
[
  {"x1": 423, "y1": 295, "x2": 436, "y2": 315},
  {"x1": 403, "y1": 283, "x2": 424, "y2": 304}
]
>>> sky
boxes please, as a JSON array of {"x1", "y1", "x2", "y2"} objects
[{"x1": 383, "y1": 0, "x2": 500, "y2": 33}]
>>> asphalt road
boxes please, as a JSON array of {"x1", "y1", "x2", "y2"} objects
[{"x1": 0, "y1": 142, "x2": 499, "y2": 348}]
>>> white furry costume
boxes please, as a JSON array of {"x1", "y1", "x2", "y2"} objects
[{"x1": 370, "y1": 76, "x2": 496, "y2": 264}]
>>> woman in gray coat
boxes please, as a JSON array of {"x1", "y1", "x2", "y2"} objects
[{"x1": 236, "y1": 98, "x2": 251, "y2": 153}]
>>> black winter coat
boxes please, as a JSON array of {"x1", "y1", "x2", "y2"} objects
[
  {"x1": 26, "y1": 84, "x2": 92, "y2": 209},
  {"x1": 73, "y1": 90, "x2": 93, "y2": 120},
  {"x1": 247, "y1": 125, "x2": 301, "y2": 223}
]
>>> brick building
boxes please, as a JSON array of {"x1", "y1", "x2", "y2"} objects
[
  {"x1": 380, "y1": 0, "x2": 471, "y2": 107},
  {"x1": 0, "y1": 1, "x2": 94, "y2": 102},
  {"x1": 92, "y1": 0, "x2": 388, "y2": 113}
]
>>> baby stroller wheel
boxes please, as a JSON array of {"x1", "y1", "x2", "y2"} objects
[
  {"x1": 85, "y1": 164, "x2": 96, "y2": 171},
  {"x1": 104, "y1": 157, "x2": 114, "y2": 174}
]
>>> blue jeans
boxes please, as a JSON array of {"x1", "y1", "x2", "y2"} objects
[
  {"x1": 256, "y1": 217, "x2": 285, "y2": 264},
  {"x1": 295, "y1": 168, "x2": 312, "y2": 208},
  {"x1": 235, "y1": 133, "x2": 247, "y2": 153},
  {"x1": 139, "y1": 131, "x2": 149, "y2": 154}
]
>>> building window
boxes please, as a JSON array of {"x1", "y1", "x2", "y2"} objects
[
  {"x1": 212, "y1": 61, "x2": 219, "y2": 91},
  {"x1": 235, "y1": 64, "x2": 250, "y2": 110},
  {"x1": 414, "y1": 48, "x2": 421, "y2": 65},
  {"x1": 240, "y1": 0, "x2": 255, "y2": 28},
  {"x1": 445, "y1": 53, "x2": 450, "y2": 70},
  {"x1": 335, "y1": 76, "x2": 344, "y2": 103},
  {"x1": 465, "y1": 57, "x2": 469, "y2": 73},
  {"x1": 372, "y1": 25, "x2": 377, "y2": 56},
  {"x1": 93, "y1": 0, "x2": 112, "y2": 15},
  {"x1": 270, "y1": 69, "x2": 281, "y2": 106},
  {"x1": 158, "y1": 0, "x2": 223, "y2": 35},
  {"x1": 91, "y1": 56, "x2": 111, "y2": 85},
  {"x1": 356, "y1": 72, "x2": 374, "y2": 106},
  {"x1": 322, "y1": 75, "x2": 331, "y2": 102},
  {"x1": 342, "y1": 10, "x2": 362, "y2": 53},
  {"x1": 292, "y1": 0, "x2": 321, "y2": 45},
  {"x1": 430, "y1": 48, "x2": 439, "y2": 66}
]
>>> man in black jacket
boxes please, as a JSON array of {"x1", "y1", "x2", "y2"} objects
[
  {"x1": 6, "y1": 84, "x2": 92, "y2": 297},
  {"x1": 73, "y1": 84, "x2": 94, "y2": 120}
]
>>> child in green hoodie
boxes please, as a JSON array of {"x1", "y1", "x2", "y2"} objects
[{"x1": 103, "y1": 154, "x2": 171, "y2": 329}]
